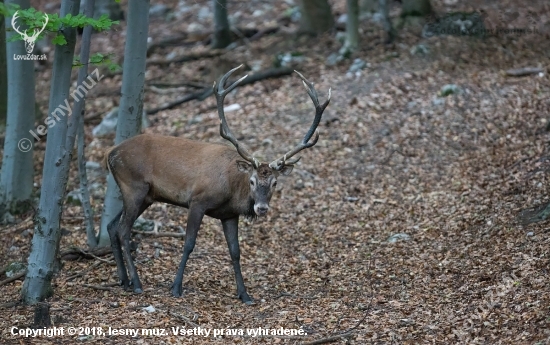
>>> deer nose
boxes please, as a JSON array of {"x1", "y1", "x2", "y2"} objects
[{"x1": 255, "y1": 204, "x2": 269, "y2": 216}]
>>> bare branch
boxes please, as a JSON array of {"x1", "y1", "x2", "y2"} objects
[
  {"x1": 132, "y1": 229, "x2": 186, "y2": 238},
  {"x1": 0, "y1": 270, "x2": 26, "y2": 287},
  {"x1": 82, "y1": 283, "x2": 118, "y2": 291}
]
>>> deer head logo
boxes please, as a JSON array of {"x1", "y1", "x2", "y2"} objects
[{"x1": 11, "y1": 11, "x2": 49, "y2": 54}]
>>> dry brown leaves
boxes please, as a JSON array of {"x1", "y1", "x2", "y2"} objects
[{"x1": 1, "y1": 0, "x2": 550, "y2": 344}]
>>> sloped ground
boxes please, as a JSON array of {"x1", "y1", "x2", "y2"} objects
[{"x1": 1, "y1": 0, "x2": 550, "y2": 344}]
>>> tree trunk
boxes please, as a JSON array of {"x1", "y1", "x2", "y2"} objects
[
  {"x1": 98, "y1": 0, "x2": 150, "y2": 247},
  {"x1": 0, "y1": 0, "x2": 35, "y2": 218},
  {"x1": 73, "y1": 0, "x2": 97, "y2": 248},
  {"x1": 0, "y1": 0, "x2": 7, "y2": 126},
  {"x1": 298, "y1": 0, "x2": 334, "y2": 35},
  {"x1": 81, "y1": 0, "x2": 123, "y2": 20},
  {"x1": 341, "y1": 0, "x2": 359, "y2": 55},
  {"x1": 359, "y1": 0, "x2": 377, "y2": 14},
  {"x1": 401, "y1": 0, "x2": 432, "y2": 17},
  {"x1": 21, "y1": 0, "x2": 81, "y2": 304},
  {"x1": 379, "y1": 0, "x2": 395, "y2": 43},
  {"x1": 211, "y1": 0, "x2": 231, "y2": 49}
]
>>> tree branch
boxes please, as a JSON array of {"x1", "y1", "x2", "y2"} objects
[
  {"x1": 146, "y1": 67, "x2": 293, "y2": 115},
  {"x1": 0, "y1": 270, "x2": 26, "y2": 287}
]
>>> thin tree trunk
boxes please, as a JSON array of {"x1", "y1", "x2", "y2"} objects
[
  {"x1": 341, "y1": 0, "x2": 359, "y2": 55},
  {"x1": 88, "y1": 0, "x2": 123, "y2": 20},
  {"x1": 298, "y1": 0, "x2": 334, "y2": 35},
  {"x1": 78, "y1": 117, "x2": 96, "y2": 247},
  {"x1": 21, "y1": 0, "x2": 81, "y2": 304},
  {"x1": 98, "y1": 0, "x2": 150, "y2": 247},
  {"x1": 211, "y1": 0, "x2": 231, "y2": 48},
  {"x1": 0, "y1": 0, "x2": 35, "y2": 218},
  {"x1": 379, "y1": 0, "x2": 395, "y2": 43},
  {"x1": 74, "y1": 0, "x2": 97, "y2": 248},
  {"x1": 0, "y1": 0, "x2": 7, "y2": 126},
  {"x1": 401, "y1": 0, "x2": 431, "y2": 17}
]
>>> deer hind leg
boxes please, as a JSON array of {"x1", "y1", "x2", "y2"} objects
[
  {"x1": 118, "y1": 182, "x2": 152, "y2": 293},
  {"x1": 107, "y1": 211, "x2": 128, "y2": 289}
]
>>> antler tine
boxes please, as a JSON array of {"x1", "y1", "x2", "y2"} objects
[
  {"x1": 30, "y1": 13, "x2": 48, "y2": 40},
  {"x1": 216, "y1": 64, "x2": 248, "y2": 97},
  {"x1": 11, "y1": 12, "x2": 27, "y2": 38},
  {"x1": 214, "y1": 65, "x2": 259, "y2": 168},
  {"x1": 294, "y1": 70, "x2": 332, "y2": 143},
  {"x1": 269, "y1": 71, "x2": 331, "y2": 170}
]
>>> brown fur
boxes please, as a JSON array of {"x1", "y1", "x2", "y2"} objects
[
  {"x1": 105, "y1": 134, "x2": 259, "y2": 219},
  {"x1": 256, "y1": 163, "x2": 272, "y2": 179},
  {"x1": 102, "y1": 147, "x2": 115, "y2": 172},
  {"x1": 105, "y1": 133, "x2": 285, "y2": 301}
]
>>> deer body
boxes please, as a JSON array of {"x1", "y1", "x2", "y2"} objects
[
  {"x1": 106, "y1": 135, "x2": 254, "y2": 219},
  {"x1": 105, "y1": 66, "x2": 330, "y2": 304}
]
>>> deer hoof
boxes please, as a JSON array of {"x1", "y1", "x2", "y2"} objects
[
  {"x1": 121, "y1": 281, "x2": 130, "y2": 291},
  {"x1": 239, "y1": 292, "x2": 254, "y2": 305}
]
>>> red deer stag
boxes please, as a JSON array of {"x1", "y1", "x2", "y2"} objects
[{"x1": 104, "y1": 65, "x2": 331, "y2": 304}]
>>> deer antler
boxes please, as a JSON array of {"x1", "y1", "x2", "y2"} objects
[
  {"x1": 269, "y1": 71, "x2": 331, "y2": 170},
  {"x1": 11, "y1": 12, "x2": 30, "y2": 40},
  {"x1": 28, "y1": 13, "x2": 49, "y2": 41},
  {"x1": 214, "y1": 65, "x2": 259, "y2": 168}
]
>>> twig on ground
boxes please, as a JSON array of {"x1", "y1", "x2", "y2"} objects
[
  {"x1": 0, "y1": 270, "x2": 26, "y2": 287},
  {"x1": 132, "y1": 230, "x2": 185, "y2": 238},
  {"x1": 127, "y1": 304, "x2": 150, "y2": 310},
  {"x1": 506, "y1": 67, "x2": 544, "y2": 77},
  {"x1": 60, "y1": 246, "x2": 113, "y2": 261},
  {"x1": 146, "y1": 25, "x2": 279, "y2": 55},
  {"x1": 147, "y1": 34, "x2": 190, "y2": 55},
  {"x1": 0, "y1": 301, "x2": 21, "y2": 308},
  {"x1": 147, "y1": 85, "x2": 193, "y2": 95},
  {"x1": 147, "y1": 81, "x2": 208, "y2": 89},
  {"x1": 65, "y1": 261, "x2": 103, "y2": 281},
  {"x1": 160, "y1": 309, "x2": 200, "y2": 327},
  {"x1": 82, "y1": 283, "x2": 118, "y2": 291},
  {"x1": 231, "y1": 26, "x2": 251, "y2": 48},
  {"x1": 0, "y1": 217, "x2": 33, "y2": 233},
  {"x1": 249, "y1": 26, "x2": 279, "y2": 41},
  {"x1": 146, "y1": 89, "x2": 211, "y2": 115},
  {"x1": 147, "y1": 50, "x2": 223, "y2": 66},
  {"x1": 78, "y1": 248, "x2": 113, "y2": 263}
]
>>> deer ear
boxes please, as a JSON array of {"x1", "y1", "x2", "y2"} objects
[
  {"x1": 279, "y1": 165, "x2": 294, "y2": 176},
  {"x1": 236, "y1": 160, "x2": 253, "y2": 173}
]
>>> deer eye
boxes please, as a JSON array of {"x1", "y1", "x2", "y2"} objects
[
  {"x1": 272, "y1": 181, "x2": 277, "y2": 187},
  {"x1": 250, "y1": 179, "x2": 255, "y2": 187}
]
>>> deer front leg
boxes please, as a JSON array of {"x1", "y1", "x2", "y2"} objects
[
  {"x1": 222, "y1": 217, "x2": 253, "y2": 305},
  {"x1": 172, "y1": 206, "x2": 204, "y2": 297}
]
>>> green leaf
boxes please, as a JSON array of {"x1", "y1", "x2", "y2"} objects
[{"x1": 52, "y1": 34, "x2": 67, "y2": 45}]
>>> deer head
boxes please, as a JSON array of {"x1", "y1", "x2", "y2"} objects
[
  {"x1": 214, "y1": 65, "x2": 331, "y2": 216},
  {"x1": 11, "y1": 11, "x2": 49, "y2": 54}
]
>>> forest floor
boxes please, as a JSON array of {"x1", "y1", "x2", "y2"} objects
[{"x1": 1, "y1": 0, "x2": 550, "y2": 344}]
